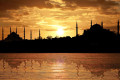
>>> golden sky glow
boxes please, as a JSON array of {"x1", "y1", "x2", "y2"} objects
[
  {"x1": 0, "y1": 0, "x2": 120, "y2": 39},
  {"x1": 57, "y1": 28, "x2": 64, "y2": 36}
]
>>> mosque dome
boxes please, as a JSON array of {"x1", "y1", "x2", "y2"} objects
[
  {"x1": 5, "y1": 32, "x2": 22, "y2": 41},
  {"x1": 90, "y1": 24, "x2": 103, "y2": 30}
]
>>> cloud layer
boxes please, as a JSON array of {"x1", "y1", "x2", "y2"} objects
[
  {"x1": 0, "y1": 0, "x2": 119, "y2": 11},
  {"x1": 0, "y1": 0, "x2": 56, "y2": 11}
]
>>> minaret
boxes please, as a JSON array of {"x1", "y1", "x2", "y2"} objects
[
  {"x1": 101, "y1": 21, "x2": 103, "y2": 28},
  {"x1": 24, "y1": 27, "x2": 25, "y2": 40},
  {"x1": 10, "y1": 27, "x2": 11, "y2": 34},
  {"x1": 76, "y1": 21, "x2": 78, "y2": 37},
  {"x1": 117, "y1": 20, "x2": 119, "y2": 35},
  {"x1": 91, "y1": 20, "x2": 92, "y2": 27},
  {"x1": 16, "y1": 27, "x2": 17, "y2": 34},
  {"x1": 30, "y1": 30, "x2": 32, "y2": 40},
  {"x1": 2, "y1": 27, "x2": 4, "y2": 40},
  {"x1": 39, "y1": 29, "x2": 40, "y2": 39}
]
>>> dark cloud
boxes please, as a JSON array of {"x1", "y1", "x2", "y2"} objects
[
  {"x1": 0, "y1": 0, "x2": 118, "y2": 11},
  {"x1": 0, "y1": 0, "x2": 62, "y2": 18},
  {"x1": 0, "y1": 0, "x2": 119, "y2": 18},
  {"x1": 62, "y1": 0, "x2": 119, "y2": 14},
  {"x1": 62, "y1": 0, "x2": 119, "y2": 9},
  {"x1": 99, "y1": 6, "x2": 120, "y2": 15},
  {"x1": 0, "y1": 0, "x2": 55, "y2": 11},
  {"x1": 0, "y1": 11, "x2": 13, "y2": 18}
]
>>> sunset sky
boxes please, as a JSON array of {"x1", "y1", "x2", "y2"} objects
[{"x1": 0, "y1": 0, "x2": 120, "y2": 40}]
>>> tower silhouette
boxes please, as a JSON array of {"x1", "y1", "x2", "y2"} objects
[
  {"x1": 117, "y1": 20, "x2": 119, "y2": 35},
  {"x1": 10, "y1": 27, "x2": 11, "y2": 34},
  {"x1": 16, "y1": 27, "x2": 17, "y2": 34},
  {"x1": 76, "y1": 21, "x2": 78, "y2": 37},
  {"x1": 30, "y1": 30, "x2": 32, "y2": 40},
  {"x1": 2, "y1": 27, "x2": 4, "y2": 40},
  {"x1": 101, "y1": 21, "x2": 103, "y2": 28},
  {"x1": 91, "y1": 20, "x2": 92, "y2": 27},
  {"x1": 39, "y1": 29, "x2": 40, "y2": 39},
  {"x1": 24, "y1": 27, "x2": 25, "y2": 40}
]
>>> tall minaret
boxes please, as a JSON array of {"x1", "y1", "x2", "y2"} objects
[
  {"x1": 39, "y1": 29, "x2": 40, "y2": 39},
  {"x1": 76, "y1": 21, "x2": 78, "y2": 37},
  {"x1": 2, "y1": 27, "x2": 4, "y2": 40},
  {"x1": 30, "y1": 30, "x2": 32, "y2": 40},
  {"x1": 24, "y1": 27, "x2": 25, "y2": 40},
  {"x1": 91, "y1": 20, "x2": 92, "y2": 27},
  {"x1": 101, "y1": 21, "x2": 103, "y2": 28},
  {"x1": 117, "y1": 20, "x2": 119, "y2": 35},
  {"x1": 16, "y1": 27, "x2": 17, "y2": 34},
  {"x1": 10, "y1": 27, "x2": 11, "y2": 34}
]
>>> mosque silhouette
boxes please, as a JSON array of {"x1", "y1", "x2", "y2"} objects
[{"x1": 0, "y1": 20, "x2": 120, "y2": 53}]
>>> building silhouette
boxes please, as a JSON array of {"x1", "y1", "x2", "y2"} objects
[
  {"x1": 117, "y1": 20, "x2": 119, "y2": 35},
  {"x1": 30, "y1": 30, "x2": 32, "y2": 40},
  {"x1": 91, "y1": 20, "x2": 92, "y2": 27},
  {"x1": 5, "y1": 32, "x2": 22, "y2": 41},
  {"x1": 76, "y1": 21, "x2": 78, "y2": 37},
  {"x1": 24, "y1": 27, "x2": 25, "y2": 40},
  {"x1": 2, "y1": 27, "x2": 4, "y2": 40},
  {"x1": 39, "y1": 29, "x2": 41, "y2": 39},
  {"x1": 10, "y1": 27, "x2": 11, "y2": 34},
  {"x1": 16, "y1": 27, "x2": 17, "y2": 34},
  {"x1": 101, "y1": 21, "x2": 103, "y2": 28},
  {"x1": 2, "y1": 26, "x2": 42, "y2": 41},
  {"x1": 83, "y1": 23, "x2": 116, "y2": 41}
]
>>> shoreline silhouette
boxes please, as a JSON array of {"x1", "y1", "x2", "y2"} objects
[{"x1": 0, "y1": 20, "x2": 120, "y2": 53}]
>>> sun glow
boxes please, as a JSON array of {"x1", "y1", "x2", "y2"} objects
[{"x1": 57, "y1": 28, "x2": 64, "y2": 36}]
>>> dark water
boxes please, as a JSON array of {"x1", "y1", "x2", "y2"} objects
[{"x1": 0, "y1": 53, "x2": 120, "y2": 80}]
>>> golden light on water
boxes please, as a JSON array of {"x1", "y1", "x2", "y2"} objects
[
  {"x1": 1, "y1": 53, "x2": 120, "y2": 80},
  {"x1": 51, "y1": 62, "x2": 65, "y2": 72}
]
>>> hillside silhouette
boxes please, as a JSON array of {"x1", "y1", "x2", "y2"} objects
[{"x1": 0, "y1": 21, "x2": 120, "y2": 53}]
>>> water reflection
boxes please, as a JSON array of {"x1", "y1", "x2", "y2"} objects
[{"x1": 0, "y1": 53, "x2": 120, "y2": 80}]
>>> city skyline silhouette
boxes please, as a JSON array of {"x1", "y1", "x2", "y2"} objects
[
  {"x1": 0, "y1": 20, "x2": 120, "y2": 53},
  {"x1": 0, "y1": 20, "x2": 120, "y2": 41}
]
